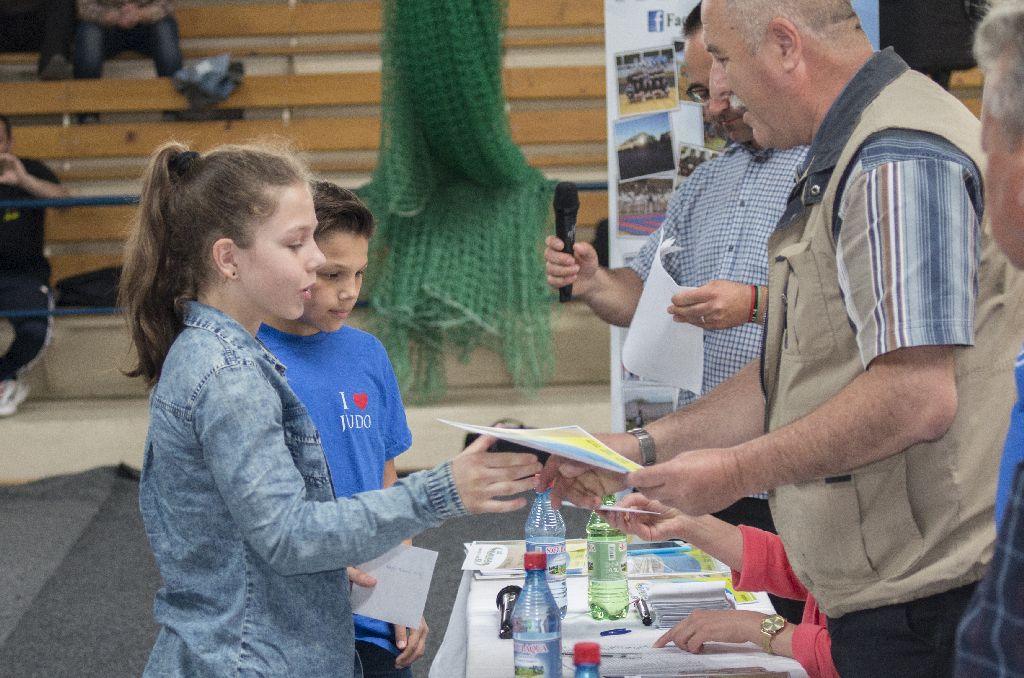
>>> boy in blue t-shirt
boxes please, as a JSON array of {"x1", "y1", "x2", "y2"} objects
[{"x1": 258, "y1": 182, "x2": 421, "y2": 678}]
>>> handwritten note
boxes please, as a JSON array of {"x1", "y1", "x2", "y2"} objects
[{"x1": 350, "y1": 544, "x2": 438, "y2": 629}]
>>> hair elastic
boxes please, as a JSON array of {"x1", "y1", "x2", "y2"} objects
[{"x1": 169, "y1": 150, "x2": 200, "y2": 177}]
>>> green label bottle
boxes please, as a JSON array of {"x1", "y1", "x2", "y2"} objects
[{"x1": 586, "y1": 494, "x2": 629, "y2": 620}]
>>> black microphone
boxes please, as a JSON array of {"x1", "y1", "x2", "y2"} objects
[
  {"x1": 553, "y1": 182, "x2": 580, "y2": 303},
  {"x1": 496, "y1": 584, "x2": 522, "y2": 639}
]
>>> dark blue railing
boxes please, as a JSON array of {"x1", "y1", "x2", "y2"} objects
[{"x1": 0, "y1": 183, "x2": 609, "y2": 318}]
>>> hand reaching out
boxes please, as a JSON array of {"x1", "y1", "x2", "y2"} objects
[{"x1": 450, "y1": 435, "x2": 541, "y2": 513}]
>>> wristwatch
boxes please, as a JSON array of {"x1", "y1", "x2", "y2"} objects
[
  {"x1": 760, "y1": 614, "x2": 787, "y2": 654},
  {"x1": 626, "y1": 427, "x2": 657, "y2": 466}
]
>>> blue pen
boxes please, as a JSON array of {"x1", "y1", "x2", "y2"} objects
[
  {"x1": 627, "y1": 545, "x2": 693, "y2": 556},
  {"x1": 600, "y1": 628, "x2": 632, "y2": 636}
]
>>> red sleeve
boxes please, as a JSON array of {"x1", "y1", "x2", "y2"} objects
[
  {"x1": 731, "y1": 526, "x2": 809, "y2": 601},
  {"x1": 792, "y1": 620, "x2": 839, "y2": 678}
]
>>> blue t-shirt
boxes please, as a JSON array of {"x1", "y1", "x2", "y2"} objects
[
  {"x1": 257, "y1": 324, "x2": 413, "y2": 654},
  {"x1": 996, "y1": 344, "x2": 1024, "y2": 528}
]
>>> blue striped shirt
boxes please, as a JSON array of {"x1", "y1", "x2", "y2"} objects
[
  {"x1": 835, "y1": 130, "x2": 982, "y2": 367},
  {"x1": 630, "y1": 142, "x2": 808, "y2": 406}
]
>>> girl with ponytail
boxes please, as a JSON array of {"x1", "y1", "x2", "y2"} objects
[{"x1": 121, "y1": 142, "x2": 541, "y2": 677}]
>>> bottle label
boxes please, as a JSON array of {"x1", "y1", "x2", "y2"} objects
[
  {"x1": 587, "y1": 541, "x2": 626, "y2": 579},
  {"x1": 513, "y1": 636, "x2": 562, "y2": 677},
  {"x1": 526, "y1": 540, "x2": 568, "y2": 581}
]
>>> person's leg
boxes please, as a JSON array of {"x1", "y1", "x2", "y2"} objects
[
  {"x1": 128, "y1": 16, "x2": 182, "y2": 77},
  {"x1": 828, "y1": 582, "x2": 976, "y2": 678},
  {"x1": 354, "y1": 641, "x2": 413, "y2": 678},
  {"x1": 72, "y1": 21, "x2": 108, "y2": 79},
  {"x1": 0, "y1": 274, "x2": 52, "y2": 382},
  {"x1": 38, "y1": 0, "x2": 76, "y2": 75}
]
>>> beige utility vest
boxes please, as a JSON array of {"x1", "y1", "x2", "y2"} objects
[{"x1": 762, "y1": 70, "x2": 1024, "y2": 618}]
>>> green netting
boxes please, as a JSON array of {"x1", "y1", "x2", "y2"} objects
[{"x1": 360, "y1": 0, "x2": 556, "y2": 402}]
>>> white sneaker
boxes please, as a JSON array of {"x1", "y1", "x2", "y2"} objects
[{"x1": 0, "y1": 379, "x2": 29, "y2": 417}]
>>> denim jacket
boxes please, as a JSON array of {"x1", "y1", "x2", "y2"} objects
[{"x1": 139, "y1": 301, "x2": 466, "y2": 677}]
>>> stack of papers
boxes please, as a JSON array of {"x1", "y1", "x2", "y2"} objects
[{"x1": 644, "y1": 581, "x2": 734, "y2": 630}]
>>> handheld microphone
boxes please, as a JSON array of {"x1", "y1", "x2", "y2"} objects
[
  {"x1": 553, "y1": 182, "x2": 580, "y2": 303},
  {"x1": 496, "y1": 584, "x2": 522, "y2": 639}
]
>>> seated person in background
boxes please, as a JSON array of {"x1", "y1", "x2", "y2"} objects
[
  {"x1": 258, "y1": 182, "x2": 425, "y2": 678},
  {"x1": 73, "y1": 0, "x2": 182, "y2": 82},
  {"x1": 0, "y1": 114, "x2": 68, "y2": 416},
  {"x1": 0, "y1": 0, "x2": 76, "y2": 79},
  {"x1": 606, "y1": 493, "x2": 836, "y2": 678}
]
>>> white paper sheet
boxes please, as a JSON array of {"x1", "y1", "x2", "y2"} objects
[
  {"x1": 350, "y1": 544, "x2": 438, "y2": 630},
  {"x1": 622, "y1": 236, "x2": 703, "y2": 393}
]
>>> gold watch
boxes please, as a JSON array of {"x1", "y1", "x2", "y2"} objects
[{"x1": 759, "y1": 614, "x2": 786, "y2": 654}]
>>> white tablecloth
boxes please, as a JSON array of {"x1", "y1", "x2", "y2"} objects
[{"x1": 430, "y1": 572, "x2": 809, "y2": 677}]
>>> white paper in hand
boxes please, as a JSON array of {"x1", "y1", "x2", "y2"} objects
[
  {"x1": 622, "y1": 236, "x2": 703, "y2": 393},
  {"x1": 350, "y1": 544, "x2": 438, "y2": 630}
]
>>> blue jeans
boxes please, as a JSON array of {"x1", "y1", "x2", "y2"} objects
[
  {"x1": 73, "y1": 16, "x2": 182, "y2": 78},
  {"x1": 0, "y1": 273, "x2": 52, "y2": 382},
  {"x1": 355, "y1": 641, "x2": 413, "y2": 678}
]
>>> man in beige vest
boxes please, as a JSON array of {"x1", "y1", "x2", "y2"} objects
[{"x1": 544, "y1": 1, "x2": 1024, "y2": 676}]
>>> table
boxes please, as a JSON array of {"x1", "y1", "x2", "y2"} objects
[{"x1": 430, "y1": 572, "x2": 808, "y2": 677}]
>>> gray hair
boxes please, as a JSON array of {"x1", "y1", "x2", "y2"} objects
[
  {"x1": 974, "y1": 0, "x2": 1024, "y2": 144},
  {"x1": 720, "y1": 0, "x2": 859, "y2": 52}
]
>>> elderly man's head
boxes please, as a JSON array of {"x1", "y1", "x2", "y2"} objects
[
  {"x1": 701, "y1": 0, "x2": 870, "y2": 149},
  {"x1": 976, "y1": 0, "x2": 1024, "y2": 268}
]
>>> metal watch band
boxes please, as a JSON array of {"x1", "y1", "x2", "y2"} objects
[{"x1": 627, "y1": 427, "x2": 656, "y2": 466}]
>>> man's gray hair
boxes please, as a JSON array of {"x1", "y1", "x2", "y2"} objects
[
  {"x1": 974, "y1": 0, "x2": 1024, "y2": 144},
  {"x1": 720, "y1": 0, "x2": 859, "y2": 52}
]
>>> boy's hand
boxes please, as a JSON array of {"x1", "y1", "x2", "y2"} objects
[
  {"x1": 451, "y1": 435, "x2": 541, "y2": 513},
  {"x1": 393, "y1": 618, "x2": 429, "y2": 668},
  {"x1": 346, "y1": 566, "x2": 377, "y2": 590}
]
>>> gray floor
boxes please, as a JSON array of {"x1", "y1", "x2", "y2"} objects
[{"x1": 0, "y1": 465, "x2": 591, "y2": 678}]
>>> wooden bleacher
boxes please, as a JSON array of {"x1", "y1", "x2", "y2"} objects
[{"x1": 4, "y1": 0, "x2": 610, "y2": 285}]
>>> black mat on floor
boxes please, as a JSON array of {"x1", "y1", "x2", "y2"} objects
[{"x1": 0, "y1": 465, "x2": 591, "y2": 678}]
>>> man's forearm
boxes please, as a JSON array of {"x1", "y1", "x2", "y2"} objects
[
  {"x1": 646, "y1": 360, "x2": 766, "y2": 460},
  {"x1": 576, "y1": 266, "x2": 643, "y2": 327},
  {"x1": 729, "y1": 345, "x2": 958, "y2": 496}
]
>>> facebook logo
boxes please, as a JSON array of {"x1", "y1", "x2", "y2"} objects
[{"x1": 648, "y1": 10, "x2": 665, "y2": 32}]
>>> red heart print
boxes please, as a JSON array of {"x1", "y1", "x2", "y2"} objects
[{"x1": 353, "y1": 392, "x2": 369, "y2": 410}]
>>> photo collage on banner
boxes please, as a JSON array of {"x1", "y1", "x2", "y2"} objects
[
  {"x1": 603, "y1": 0, "x2": 880, "y2": 431},
  {"x1": 605, "y1": 0, "x2": 702, "y2": 431}
]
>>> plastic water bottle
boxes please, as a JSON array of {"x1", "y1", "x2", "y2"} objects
[
  {"x1": 525, "y1": 487, "x2": 568, "y2": 617},
  {"x1": 586, "y1": 494, "x2": 629, "y2": 620},
  {"x1": 512, "y1": 551, "x2": 562, "y2": 678},
  {"x1": 573, "y1": 642, "x2": 601, "y2": 677}
]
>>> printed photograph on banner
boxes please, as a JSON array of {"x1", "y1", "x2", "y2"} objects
[
  {"x1": 615, "y1": 111, "x2": 675, "y2": 181},
  {"x1": 618, "y1": 176, "x2": 673, "y2": 237},
  {"x1": 623, "y1": 385, "x2": 680, "y2": 430},
  {"x1": 674, "y1": 38, "x2": 688, "y2": 103},
  {"x1": 674, "y1": 142, "x2": 719, "y2": 187},
  {"x1": 669, "y1": 103, "x2": 705, "y2": 154},
  {"x1": 614, "y1": 46, "x2": 679, "y2": 117}
]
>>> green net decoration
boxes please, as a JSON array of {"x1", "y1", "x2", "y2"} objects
[{"x1": 360, "y1": 0, "x2": 556, "y2": 402}]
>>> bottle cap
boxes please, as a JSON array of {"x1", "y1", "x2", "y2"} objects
[
  {"x1": 523, "y1": 551, "x2": 547, "y2": 571},
  {"x1": 574, "y1": 642, "x2": 601, "y2": 665}
]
